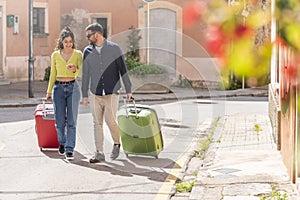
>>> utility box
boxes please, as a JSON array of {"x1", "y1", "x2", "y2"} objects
[
  {"x1": 7, "y1": 15, "x2": 14, "y2": 27},
  {"x1": 13, "y1": 15, "x2": 19, "y2": 34}
]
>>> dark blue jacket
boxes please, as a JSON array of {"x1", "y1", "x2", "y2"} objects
[{"x1": 81, "y1": 40, "x2": 132, "y2": 97}]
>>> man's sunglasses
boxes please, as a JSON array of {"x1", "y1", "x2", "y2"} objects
[{"x1": 86, "y1": 32, "x2": 96, "y2": 39}]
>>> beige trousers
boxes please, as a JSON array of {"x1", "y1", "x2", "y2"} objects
[{"x1": 89, "y1": 93, "x2": 120, "y2": 152}]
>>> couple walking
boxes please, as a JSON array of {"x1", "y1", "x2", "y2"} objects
[{"x1": 46, "y1": 23, "x2": 132, "y2": 162}]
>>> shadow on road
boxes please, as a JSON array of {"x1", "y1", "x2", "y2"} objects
[{"x1": 42, "y1": 150, "x2": 179, "y2": 182}]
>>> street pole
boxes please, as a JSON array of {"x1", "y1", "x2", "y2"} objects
[
  {"x1": 146, "y1": 2, "x2": 150, "y2": 64},
  {"x1": 143, "y1": 0, "x2": 155, "y2": 64},
  {"x1": 242, "y1": 0, "x2": 246, "y2": 90},
  {"x1": 28, "y1": 0, "x2": 34, "y2": 98}
]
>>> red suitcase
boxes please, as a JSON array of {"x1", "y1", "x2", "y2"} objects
[{"x1": 34, "y1": 99, "x2": 59, "y2": 151}]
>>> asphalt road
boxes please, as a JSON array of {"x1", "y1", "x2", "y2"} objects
[
  {"x1": 0, "y1": 97, "x2": 267, "y2": 123},
  {"x1": 0, "y1": 97, "x2": 269, "y2": 200}
]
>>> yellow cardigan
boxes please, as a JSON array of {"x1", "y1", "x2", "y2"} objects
[{"x1": 47, "y1": 49, "x2": 82, "y2": 93}]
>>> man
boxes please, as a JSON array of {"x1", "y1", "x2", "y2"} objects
[{"x1": 82, "y1": 23, "x2": 132, "y2": 163}]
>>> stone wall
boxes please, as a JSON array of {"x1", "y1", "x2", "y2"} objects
[{"x1": 268, "y1": 83, "x2": 281, "y2": 150}]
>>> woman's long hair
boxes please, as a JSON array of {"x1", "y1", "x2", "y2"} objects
[{"x1": 55, "y1": 27, "x2": 76, "y2": 50}]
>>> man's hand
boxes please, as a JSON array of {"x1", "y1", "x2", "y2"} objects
[
  {"x1": 82, "y1": 97, "x2": 89, "y2": 106},
  {"x1": 126, "y1": 93, "x2": 133, "y2": 101}
]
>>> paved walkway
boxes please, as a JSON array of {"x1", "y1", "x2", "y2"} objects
[
  {"x1": 172, "y1": 114, "x2": 300, "y2": 200},
  {"x1": 199, "y1": 114, "x2": 299, "y2": 199},
  {"x1": 1, "y1": 81, "x2": 299, "y2": 199}
]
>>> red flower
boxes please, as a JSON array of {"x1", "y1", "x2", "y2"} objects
[
  {"x1": 233, "y1": 25, "x2": 253, "y2": 38},
  {"x1": 183, "y1": 0, "x2": 204, "y2": 28},
  {"x1": 276, "y1": 36, "x2": 287, "y2": 46},
  {"x1": 205, "y1": 25, "x2": 227, "y2": 57},
  {"x1": 249, "y1": 0, "x2": 259, "y2": 4},
  {"x1": 286, "y1": 65, "x2": 298, "y2": 84}
]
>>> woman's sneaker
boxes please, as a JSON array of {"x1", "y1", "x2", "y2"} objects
[
  {"x1": 110, "y1": 144, "x2": 120, "y2": 160},
  {"x1": 89, "y1": 152, "x2": 105, "y2": 163},
  {"x1": 58, "y1": 145, "x2": 65, "y2": 155},
  {"x1": 65, "y1": 152, "x2": 74, "y2": 160}
]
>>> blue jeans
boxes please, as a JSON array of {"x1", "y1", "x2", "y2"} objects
[{"x1": 52, "y1": 81, "x2": 80, "y2": 153}]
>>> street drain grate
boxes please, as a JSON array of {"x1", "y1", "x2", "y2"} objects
[{"x1": 161, "y1": 123, "x2": 189, "y2": 129}]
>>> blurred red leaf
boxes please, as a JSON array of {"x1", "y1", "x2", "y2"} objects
[
  {"x1": 234, "y1": 25, "x2": 254, "y2": 38},
  {"x1": 183, "y1": 0, "x2": 204, "y2": 28},
  {"x1": 205, "y1": 25, "x2": 227, "y2": 57},
  {"x1": 249, "y1": 0, "x2": 259, "y2": 4}
]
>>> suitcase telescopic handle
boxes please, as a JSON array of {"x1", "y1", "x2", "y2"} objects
[
  {"x1": 42, "y1": 98, "x2": 47, "y2": 117},
  {"x1": 41, "y1": 98, "x2": 52, "y2": 117},
  {"x1": 123, "y1": 96, "x2": 138, "y2": 119}
]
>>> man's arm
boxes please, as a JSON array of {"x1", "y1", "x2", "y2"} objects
[
  {"x1": 81, "y1": 48, "x2": 91, "y2": 105},
  {"x1": 115, "y1": 46, "x2": 132, "y2": 95}
]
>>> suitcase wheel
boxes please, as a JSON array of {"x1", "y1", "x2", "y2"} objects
[
  {"x1": 125, "y1": 153, "x2": 129, "y2": 158},
  {"x1": 40, "y1": 147, "x2": 43, "y2": 151},
  {"x1": 154, "y1": 155, "x2": 158, "y2": 159}
]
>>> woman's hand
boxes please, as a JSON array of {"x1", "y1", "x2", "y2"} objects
[
  {"x1": 46, "y1": 93, "x2": 52, "y2": 101},
  {"x1": 66, "y1": 64, "x2": 76, "y2": 73}
]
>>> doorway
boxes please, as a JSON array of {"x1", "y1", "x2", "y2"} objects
[
  {"x1": 0, "y1": 6, "x2": 3, "y2": 77},
  {"x1": 138, "y1": 1, "x2": 182, "y2": 76}
]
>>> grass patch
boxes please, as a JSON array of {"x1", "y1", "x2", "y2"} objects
[
  {"x1": 194, "y1": 116, "x2": 221, "y2": 160},
  {"x1": 175, "y1": 180, "x2": 195, "y2": 193},
  {"x1": 254, "y1": 124, "x2": 262, "y2": 132},
  {"x1": 260, "y1": 187, "x2": 288, "y2": 200}
]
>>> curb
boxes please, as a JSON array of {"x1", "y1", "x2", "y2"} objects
[{"x1": 0, "y1": 90, "x2": 268, "y2": 108}]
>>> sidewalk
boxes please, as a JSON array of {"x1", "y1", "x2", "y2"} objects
[
  {"x1": 0, "y1": 80, "x2": 267, "y2": 107},
  {"x1": 171, "y1": 114, "x2": 300, "y2": 200},
  {"x1": 1, "y1": 81, "x2": 299, "y2": 199}
]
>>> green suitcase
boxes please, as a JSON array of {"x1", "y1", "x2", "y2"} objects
[{"x1": 117, "y1": 100, "x2": 163, "y2": 159}]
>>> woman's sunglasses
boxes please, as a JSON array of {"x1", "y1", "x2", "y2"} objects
[{"x1": 86, "y1": 32, "x2": 96, "y2": 39}]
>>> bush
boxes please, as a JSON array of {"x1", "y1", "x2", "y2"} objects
[
  {"x1": 43, "y1": 66, "x2": 51, "y2": 81},
  {"x1": 126, "y1": 58, "x2": 144, "y2": 71},
  {"x1": 128, "y1": 63, "x2": 164, "y2": 75},
  {"x1": 125, "y1": 26, "x2": 164, "y2": 76}
]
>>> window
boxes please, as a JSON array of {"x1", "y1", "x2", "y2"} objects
[
  {"x1": 90, "y1": 13, "x2": 111, "y2": 38},
  {"x1": 33, "y1": 8, "x2": 45, "y2": 34},
  {"x1": 96, "y1": 18, "x2": 108, "y2": 38},
  {"x1": 32, "y1": 2, "x2": 48, "y2": 36}
]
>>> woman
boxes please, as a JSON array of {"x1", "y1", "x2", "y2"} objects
[{"x1": 46, "y1": 27, "x2": 82, "y2": 160}]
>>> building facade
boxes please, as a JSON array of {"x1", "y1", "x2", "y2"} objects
[
  {"x1": 0, "y1": 0, "x2": 60, "y2": 82},
  {"x1": 0, "y1": 0, "x2": 221, "y2": 88},
  {"x1": 268, "y1": 0, "x2": 300, "y2": 190}
]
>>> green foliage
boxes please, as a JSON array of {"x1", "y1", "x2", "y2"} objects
[
  {"x1": 276, "y1": 0, "x2": 300, "y2": 12},
  {"x1": 176, "y1": 75, "x2": 192, "y2": 88},
  {"x1": 175, "y1": 180, "x2": 195, "y2": 193},
  {"x1": 126, "y1": 26, "x2": 142, "y2": 62},
  {"x1": 195, "y1": 117, "x2": 221, "y2": 160},
  {"x1": 260, "y1": 188, "x2": 288, "y2": 200},
  {"x1": 128, "y1": 63, "x2": 164, "y2": 75},
  {"x1": 276, "y1": 0, "x2": 300, "y2": 51},
  {"x1": 125, "y1": 26, "x2": 164, "y2": 75},
  {"x1": 202, "y1": 0, "x2": 272, "y2": 89},
  {"x1": 43, "y1": 66, "x2": 51, "y2": 81},
  {"x1": 254, "y1": 124, "x2": 262, "y2": 132},
  {"x1": 195, "y1": 135, "x2": 213, "y2": 159},
  {"x1": 126, "y1": 58, "x2": 144, "y2": 71}
]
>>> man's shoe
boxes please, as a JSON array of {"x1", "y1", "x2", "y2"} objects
[
  {"x1": 65, "y1": 152, "x2": 74, "y2": 160},
  {"x1": 89, "y1": 152, "x2": 105, "y2": 163},
  {"x1": 58, "y1": 145, "x2": 65, "y2": 155},
  {"x1": 110, "y1": 144, "x2": 120, "y2": 160}
]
